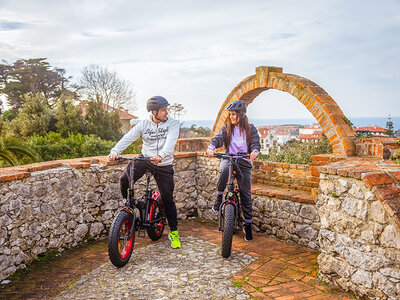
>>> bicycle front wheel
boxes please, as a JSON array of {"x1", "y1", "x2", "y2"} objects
[
  {"x1": 221, "y1": 203, "x2": 235, "y2": 258},
  {"x1": 147, "y1": 201, "x2": 166, "y2": 241},
  {"x1": 108, "y1": 210, "x2": 135, "y2": 268}
]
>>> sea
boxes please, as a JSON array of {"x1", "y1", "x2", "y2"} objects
[{"x1": 181, "y1": 117, "x2": 400, "y2": 131}]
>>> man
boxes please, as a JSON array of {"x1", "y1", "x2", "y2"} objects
[{"x1": 108, "y1": 96, "x2": 181, "y2": 248}]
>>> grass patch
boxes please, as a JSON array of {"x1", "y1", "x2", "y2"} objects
[{"x1": 66, "y1": 280, "x2": 77, "y2": 287}]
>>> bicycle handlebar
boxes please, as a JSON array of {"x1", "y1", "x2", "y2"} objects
[
  {"x1": 214, "y1": 152, "x2": 249, "y2": 159},
  {"x1": 117, "y1": 156, "x2": 152, "y2": 162}
]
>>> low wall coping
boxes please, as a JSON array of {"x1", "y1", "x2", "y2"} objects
[{"x1": 318, "y1": 157, "x2": 400, "y2": 230}]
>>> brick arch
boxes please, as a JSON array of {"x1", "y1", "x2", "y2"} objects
[{"x1": 212, "y1": 66, "x2": 355, "y2": 156}]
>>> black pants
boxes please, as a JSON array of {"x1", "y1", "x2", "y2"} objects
[
  {"x1": 120, "y1": 160, "x2": 178, "y2": 231},
  {"x1": 217, "y1": 158, "x2": 253, "y2": 224}
]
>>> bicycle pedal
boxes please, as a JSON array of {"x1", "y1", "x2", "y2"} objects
[{"x1": 137, "y1": 228, "x2": 146, "y2": 238}]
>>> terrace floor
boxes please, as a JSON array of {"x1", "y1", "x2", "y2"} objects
[{"x1": 0, "y1": 219, "x2": 355, "y2": 300}]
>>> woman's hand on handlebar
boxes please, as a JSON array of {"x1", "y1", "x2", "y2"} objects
[
  {"x1": 250, "y1": 150, "x2": 259, "y2": 161},
  {"x1": 108, "y1": 153, "x2": 118, "y2": 161},
  {"x1": 206, "y1": 148, "x2": 215, "y2": 157}
]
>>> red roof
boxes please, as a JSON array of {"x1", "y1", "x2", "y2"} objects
[
  {"x1": 78, "y1": 100, "x2": 138, "y2": 120},
  {"x1": 353, "y1": 126, "x2": 386, "y2": 133},
  {"x1": 257, "y1": 127, "x2": 270, "y2": 139},
  {"x1": 298, "y1": 132, "x2": 322, "y2": 140}
]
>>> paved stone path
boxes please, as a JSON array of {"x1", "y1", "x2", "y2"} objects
[
  {"x1": 56, "y1": 236, "x2": 255, "y2": 299},
  {"x1": 0, "y1": 219, "x2": 355, "y2": 299}
]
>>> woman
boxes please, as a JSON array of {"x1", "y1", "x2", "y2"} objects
[{"x1": 206, "y1": 100, "x2": 260, "y2": 241}]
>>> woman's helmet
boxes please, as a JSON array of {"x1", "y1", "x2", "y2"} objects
[
  {"x1": 226, "y1": 100, "x2": 246, "y2": 113},
  {"x1": 146, "y1": 96, "x2": 170, "y2": 112}
]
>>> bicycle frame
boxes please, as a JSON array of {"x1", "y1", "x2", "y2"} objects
[
  {"x1": 215, "y1": 153, "x2": 247, "y2": 231},
  {"x1": 119, "y1": 156, "x2": 165, "y2": 236}
]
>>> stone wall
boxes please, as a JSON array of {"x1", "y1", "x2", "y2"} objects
[
  {"x1": 1, "y1": 151, "x2": 400, "y2": 300},
  {"x1": 0, "y1": 154, "x2": 199, "y2": 281},
  {"x1": 252, "y1": 160, "x2": 320, "y2": 194},
  {"x1": 354, "y1": 137, "x2": 400, "y2": 159},
  {"x1": 194, "y1": 155, "x2": 320, "y2": 249},
  {"x1": 317, "y1": 164, "x2": 400, "y2": 299}
]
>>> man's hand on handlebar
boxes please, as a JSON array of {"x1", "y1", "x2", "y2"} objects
[
  {"x1": 108, "y1": 153, "x2": 118, "y2": 161},
  {"x1": 150, "y1": 155, "x2": 162, "y2": 165},
  {"x1": 206, "y1": 148, "x2": 215, "y2": 157}
]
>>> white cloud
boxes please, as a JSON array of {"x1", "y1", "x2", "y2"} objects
[{"x1": 0, "y1": 0, "x2": 399, "y2": 120}]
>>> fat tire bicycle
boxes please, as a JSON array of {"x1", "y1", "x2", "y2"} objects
[
  {"x1": 214, "y1": 152, "x2": 249, "y2": 258},
  {"x1": 108, "y1": 156, "x2": 166, "y2": 268}
]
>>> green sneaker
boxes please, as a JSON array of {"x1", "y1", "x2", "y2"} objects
[{"x1": 168, "y1": 230, "x2": 181, "y2": 248}]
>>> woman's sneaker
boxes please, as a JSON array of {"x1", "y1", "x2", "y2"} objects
[
  {"x1": 168, "y1": 230, "x2": 181, "y2": 248},
  {"x1": 243, "y1": 224, "x2": 253, "y2": 241},
  {"x1": 212, "y1": 195, "x2": 223, "y2": 212}
]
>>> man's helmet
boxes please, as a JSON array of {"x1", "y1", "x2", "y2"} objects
[
  {"x1": 146, "y1": 96, "x2": 170, "y2": 112},
  {"x1": 226, "y1": 100, "x2": 246, "y2": 113}
]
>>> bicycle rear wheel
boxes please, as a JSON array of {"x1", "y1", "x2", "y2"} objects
[
  {"x1": 147, "y1": 201, "x2": 165, "y2": 241},
  {"x1": 221, "y1": 203, "x2": 235, "y2": 258},
  {"x1": 108, "y1": 210, "x2": 135, "y2": 268}
]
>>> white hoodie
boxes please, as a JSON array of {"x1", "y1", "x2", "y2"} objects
[{"x1": 110, "y1": 115, "x2": 180, "y2": 166}]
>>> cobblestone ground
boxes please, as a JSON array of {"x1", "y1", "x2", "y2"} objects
[
  {"x1": 0, "y1": 219, "x2": 355, "y2": 299},
  {"x1": 55, "y1": 236, "x2": 255, "y2": 300}
]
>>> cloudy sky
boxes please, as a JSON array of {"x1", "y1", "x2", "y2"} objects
[{"x1": 0, "y1": 0, "x2": 399, "y2": 121}]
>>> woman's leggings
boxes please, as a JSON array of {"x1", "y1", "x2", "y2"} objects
[{"x1": 217, "y1": 158, "x2": 253, "y2": 224}]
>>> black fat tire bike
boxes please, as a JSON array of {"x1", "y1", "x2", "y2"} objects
[
  {"x1": 108, "y1": 156, "x2": 166, "y2": 268},
  {"x1": 215, "y1": 152, "x2": 249, "y2": 258}
]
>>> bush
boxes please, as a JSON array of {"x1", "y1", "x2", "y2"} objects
[
  {"x1": 27, "y1": 132, "x2": 141, "y2": 161},
  {"x1": 259, "y1": 136, "x2": 332, "y2": 165}
]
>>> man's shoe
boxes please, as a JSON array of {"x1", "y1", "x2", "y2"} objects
[
  {"x1": 168, "y1": 230, "x2": 181, "y2": 248},
  {"x1": 243, "y1": 224, "x2": 253, "y2": 241},
  {"x1": 212, "y1": 195, "x2": 223, "y2": 212}
]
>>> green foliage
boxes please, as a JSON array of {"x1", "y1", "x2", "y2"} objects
[
  {"x1": 259, "y1": 136, "x2": 333, "y2": 165},
  {"x1": 356, "y1": 133, "x2": 373, "y2": 138},
  {"x1": 342, "y1": 116, "x2": 354, "y2": 127},
  {"x1": 189, "y1": 124, "x2": 211, "y2": 137},
  {"x1": 1, "y1": 109, "x2": 15, "y2": 121},
  {"x1": 26, "y1": 132, "x2": 141, "y2": 162},
  {"x1": 55, "y1": 95, "x2": 84, "y2": 137},
  {"x1": 0, "y1": 58, "x2": 76, "y2": 111},
  {"x1": 0, "y1": 137, "x2": 40, "y2": 167},
  {"x1": 84, "y1": 101, "x2": 123, "y2": 141},
  {"x1": 8, "y1": 93, "x2": 53, "y2": 137}
]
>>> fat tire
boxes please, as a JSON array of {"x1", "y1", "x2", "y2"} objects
[
  {"x1": 147, "y1": 201, "x2": 165, "y2": 241},
  {"x1": 108, "y1": 210, "x2": 135, "y2": 268},
  {"x1": 221, "y1": 203, "x2": 235, "y2": 258}
]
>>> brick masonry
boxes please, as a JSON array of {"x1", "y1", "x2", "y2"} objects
[{"x1": 211, "y1": 66, "x2": 356, "y2": 156}]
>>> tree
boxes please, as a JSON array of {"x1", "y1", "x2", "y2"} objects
[
  {"x1": 168, "y1": 103, "x2": 186, "y2": 121},
  {"x1": 84, "y1": 101, "x2": 123, "y2": 141},
  {"x1": 8, "y1": 93, "x2": 53, "y2": 137},
  {"x1": 79, "y1": 65, "x2": 136, "y2": 112},
  {"x1": 386, "y1": 114, "x2": 394, "y2": 137},
  {"x1": 55, "y1": 95, "x2": 85, "y2": 137},
  {"x1": 0, "y1": 58, "x2": 76, "y2": 112},
  {"x1": 0, "y1": 137, "x2": 40, "y2": 166},
  {"x1": 189, "y1": 124, "x2": 211, "y2": 137}
]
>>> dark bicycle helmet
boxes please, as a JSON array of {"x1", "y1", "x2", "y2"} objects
[
  {"x1": 146, "y1": 96, "x2": 170, "y2": 112},
  {"x1": 226, "y1": 100, "x2": 246, "y2": 113}
]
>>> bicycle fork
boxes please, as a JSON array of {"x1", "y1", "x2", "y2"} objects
[{"x1": 218, "y1": 200, "x2": 239, "y2": 231}]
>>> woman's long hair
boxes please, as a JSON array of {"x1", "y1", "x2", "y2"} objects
[{"x1": 225, "y1": 111, "x2": 252, "y2": 148}]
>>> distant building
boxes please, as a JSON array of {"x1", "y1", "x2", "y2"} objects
[
  {"x1": 257, "y1": 126, "x2": 270, "y2": 152},
  {"x1": 353, "y1": 125, "x2": 387, "y2": 137},
  {"x1": 298, "y1": 131, "x2": 323, "y2": 142},
  {"x1": 298, "y1": 123, "x2": 322, "y2": 142},
  {"x1": 78, "y1": 100, "x2": 138, "y2": 134},
  {"x1": 257, "y1": 125, "x2": 298, "y2": 154}
]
